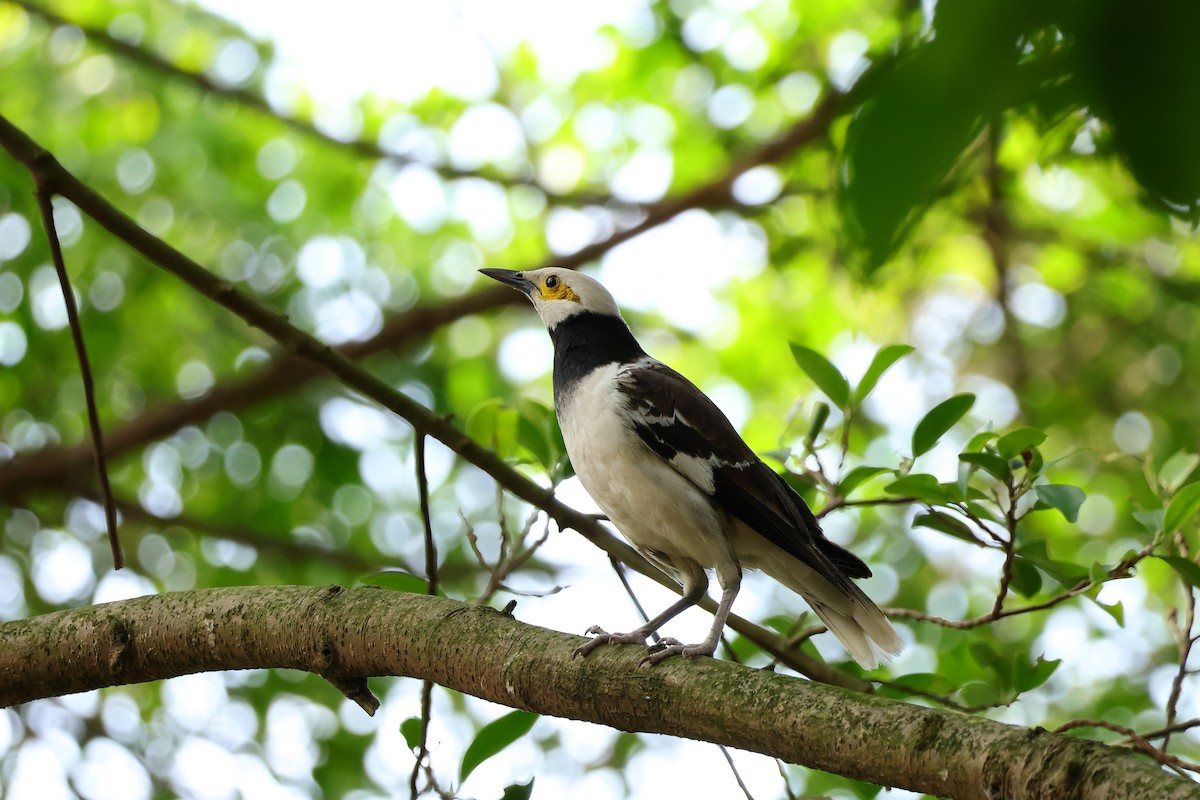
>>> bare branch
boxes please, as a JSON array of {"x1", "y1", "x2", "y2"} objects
[
  {"x1": 411, "y1": 435, "x2": 439, "y2": 798},
  {"x1": 1055, "y1": 719, "x2": 1200, "y2": 777},
  {"x1": 415, "y1": 435, "x2": 439, "y2": 598},
  {"x1": 988, "y1": 478, "x2": 1020, "y2": 618},
  {"x1": 1131, "y1": 718, "x2": 1200, "y2": 743},
  {"x1": 33, "y1": 186, "x2": 122, "y2": 568},
  {"x1": 718, "y1": 745, "x2": 757, "y2": 800},
  {"x1": 1164, "y1": 540, "x2": 1198, "y2": 751}
]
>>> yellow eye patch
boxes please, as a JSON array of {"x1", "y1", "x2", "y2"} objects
[{"x1": 539, "y1": 280, "x2": 580, "y2": 302}]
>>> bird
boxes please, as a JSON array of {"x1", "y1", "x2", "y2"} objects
[{"x1": 479, "y1": 266, "x2": 903, "y2": 669}]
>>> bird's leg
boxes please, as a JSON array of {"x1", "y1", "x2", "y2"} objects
[
  {"x1": 573, "y1": 571, "x2": 708, "y2": 659},
  {"x1": 640, "y1": 569, "x2": 740, "y2": 667}
]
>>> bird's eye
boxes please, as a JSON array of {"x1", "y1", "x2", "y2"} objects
[{"x1": 545, "y1": 275, "x2": 559, "y2": 289}]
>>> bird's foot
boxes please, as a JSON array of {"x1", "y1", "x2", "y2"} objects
[
  {"x1": 573, "y1": 626, "x2": 650, "y2": 658},
  {"x1": 639, "y1": 640, "x2": 716, "y2": 667}
]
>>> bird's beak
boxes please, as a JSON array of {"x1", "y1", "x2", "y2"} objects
[{"x1": 479, "y1": 268, "x2": 536, "y2": 295}]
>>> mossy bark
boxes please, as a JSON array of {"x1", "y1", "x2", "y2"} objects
[{"x1": 1, "y1": 585, "x2": 1194, "y2": 800}]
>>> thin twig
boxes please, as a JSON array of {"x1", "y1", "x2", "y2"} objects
[
  {"x1": 717, "y1": 745, "x2": 757, "y2": 800},
  {"x1": 415, "y1": 435, "x2": 439, "y2": 597},
  {"x1": 774, "y1": 759, "x2": 799, "y2": 800},
  {"x1": 816, "y1": 495, "x2": 915, "y2": 519},
  {"x1": 474, "y1": 488, "x2": 549, "y2": 604},
  {"x1": 885, "y1": 581, "x2": 1090, "y2": 630},
  {"x1": 885, "y1": 538, "x2": 1155, "y2": 630},
  {"x1": 1129, "y1": 718, "x2": 1200, "y2": 743},
  {"x1": 880, "y1": 678, "x2": 1010, "y2": 714},
  {"x1": 411, "y1": 434, "x2": 438, "y2": 800},
  {"x1": 1164, "y1": 535, "x2": 1197, "y2": 751},
  {"x1": 34, "y1": 189, "x2": 122, "y2": 569},
  {"x1": 1055, "y1": 719, "x2": 1200, "y2": 776},
  {"x1": 989, "y1": 478, "x2": 1020, "y2": 618}
]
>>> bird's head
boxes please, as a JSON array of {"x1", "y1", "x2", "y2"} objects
[{"x1": 479, "y1": 267, "x2": 622, "y2": 330}]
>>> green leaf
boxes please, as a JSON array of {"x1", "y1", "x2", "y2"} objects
[
  {"x1": 1017, "y1": 542, "x2": 1088, "y2": 588},
  {"x1": 884, "y1": 474, "x2": 950, "y2": 504},
  {"x1": 515, "y1": 399, "x2": 564, "y2": 475},
  {"x1": 966, "y1": 501, "x2": 1003, "y2": 524},
  {"x1": 789, "y1": 344, "x2": 850, "y2": 408},
  {"x1": 1074, "y1": 2, "x2": 1200, "y2": 216},
  {"x1": 762, "y1": 615, "x2": 799, "y2": 635},
  {"x1": 1159, "y1": 556, "x2": 1200, "y2": 590},
  {"x1": 1164, "y1": 482, "x2": 1200, "y2": 533},
  {"x1": 959, "y1": 451, "x2": 1011, "y2": 480},
  {"x1": 400, "y1": 717, "x2": 424, "y2": 751},
  {"x1": 1009, "y1": 557, "x2": 1043, "y2": 598},
  {"x1": 853, "y1": 344, "x2": 914, "y2": 403},
  {"x1": 1161, "y1": 452, "x2": 1200, "y2": 494},
  {"x1": 889, "y1": 673, "x2": 952, "y2": 693},
  {"x1": 913, "y1": 511, "x2": 978, "y2": 544},
  {"x1": 460, "y1": 710, "x2": 539, "y2": 782},
  {"x1": 1133, "y1": 508, "x2": 1165, "y2": 534},
  {"x1": 516, "y1": 415, "x2": 549, "y2": 469},
  {"x1": 1034, "y1": 484, "x2": 1086, "y2": 523},
  {"x1": 996, "y1": 427, "x2": 1047, "y2": 459},
  {"x1": 838, "y1": 0, "x2": 1029, "y2": 269},
  {"x1": 964, "y1": 430, "x2": 998, "y2": 452},
  {"x1": 500, "y1": 780, "x2": 535, "y2": 800},
  {"x1": 837, "y1": 466, "x2": 890, "y2": 498},
  {"x1": 1091, "y1": 597, "x2": 1125, "y2": 627},
  {"x1": 468, "y1": 398, "x2": 519, "y2": 459},
  {"x1": 959, "y1": 681, "x2": 1003, "y2": 708},
  {"x1": 1013, "y1": 655, "x2": 1061, "y2": 692},
  {"x1": 912, "y1": 394, "x2": 975, "y2": 457},
  {"x1": 969, "y1": 642, "x2": 1007, "y2": 676},
  {"x1": 805, "y1": 401, "x2": 831, "y2": 447}
]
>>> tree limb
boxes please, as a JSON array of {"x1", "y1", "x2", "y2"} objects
[
  {"x1": 0, "y1": 586, "x2": 1193, "y2": 800},
  {"x1": 33, "y1": 186, "x2": 122, "y2": 567}
]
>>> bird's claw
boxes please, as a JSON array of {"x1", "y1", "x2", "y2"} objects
[
  {"x1": 647, "y1": 637, "x2": 683, "y2": 652},
  {"x1": 573, "y1": 626, "x2": 650, "y2": 659},
  {"x1": 639, "y1": 641, "x2": 715, "y2": 668}
]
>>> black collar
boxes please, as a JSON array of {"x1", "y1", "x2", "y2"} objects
[{"x1": 550, "y1": 312, "x2": 645, "y2": 403}]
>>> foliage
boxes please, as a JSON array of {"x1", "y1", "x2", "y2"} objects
[{"x1": 1, "y1": 0, "x2": 1200, "y2": 797}]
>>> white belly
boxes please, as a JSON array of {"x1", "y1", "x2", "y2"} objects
[{"x1": 557, "y1": 364, "x2": 733, "y2": 572}]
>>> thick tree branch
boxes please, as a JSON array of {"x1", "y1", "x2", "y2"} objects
[{"x1": 0, "y1": 586, "x2": 1193, "y2": 800}]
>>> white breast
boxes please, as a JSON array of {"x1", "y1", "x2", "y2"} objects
[{"x1": 557, "y1": 364, "x2": 733, "y2": 571}]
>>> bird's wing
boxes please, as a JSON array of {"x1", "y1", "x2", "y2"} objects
[{"x1": 616, "y1": 359, "x2": 870, "y2": 581}]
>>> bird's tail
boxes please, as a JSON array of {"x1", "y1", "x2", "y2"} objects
[
  {"x1": 804, "y1": 584, "x2": 903, "y2": 670},
  {"x1": 756, "y1": 550, "x2": 904, "y2": 669}
]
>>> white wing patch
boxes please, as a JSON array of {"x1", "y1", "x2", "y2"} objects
[{"x1": 616, "y1": 359, "x2": 756, "y2": 496}]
